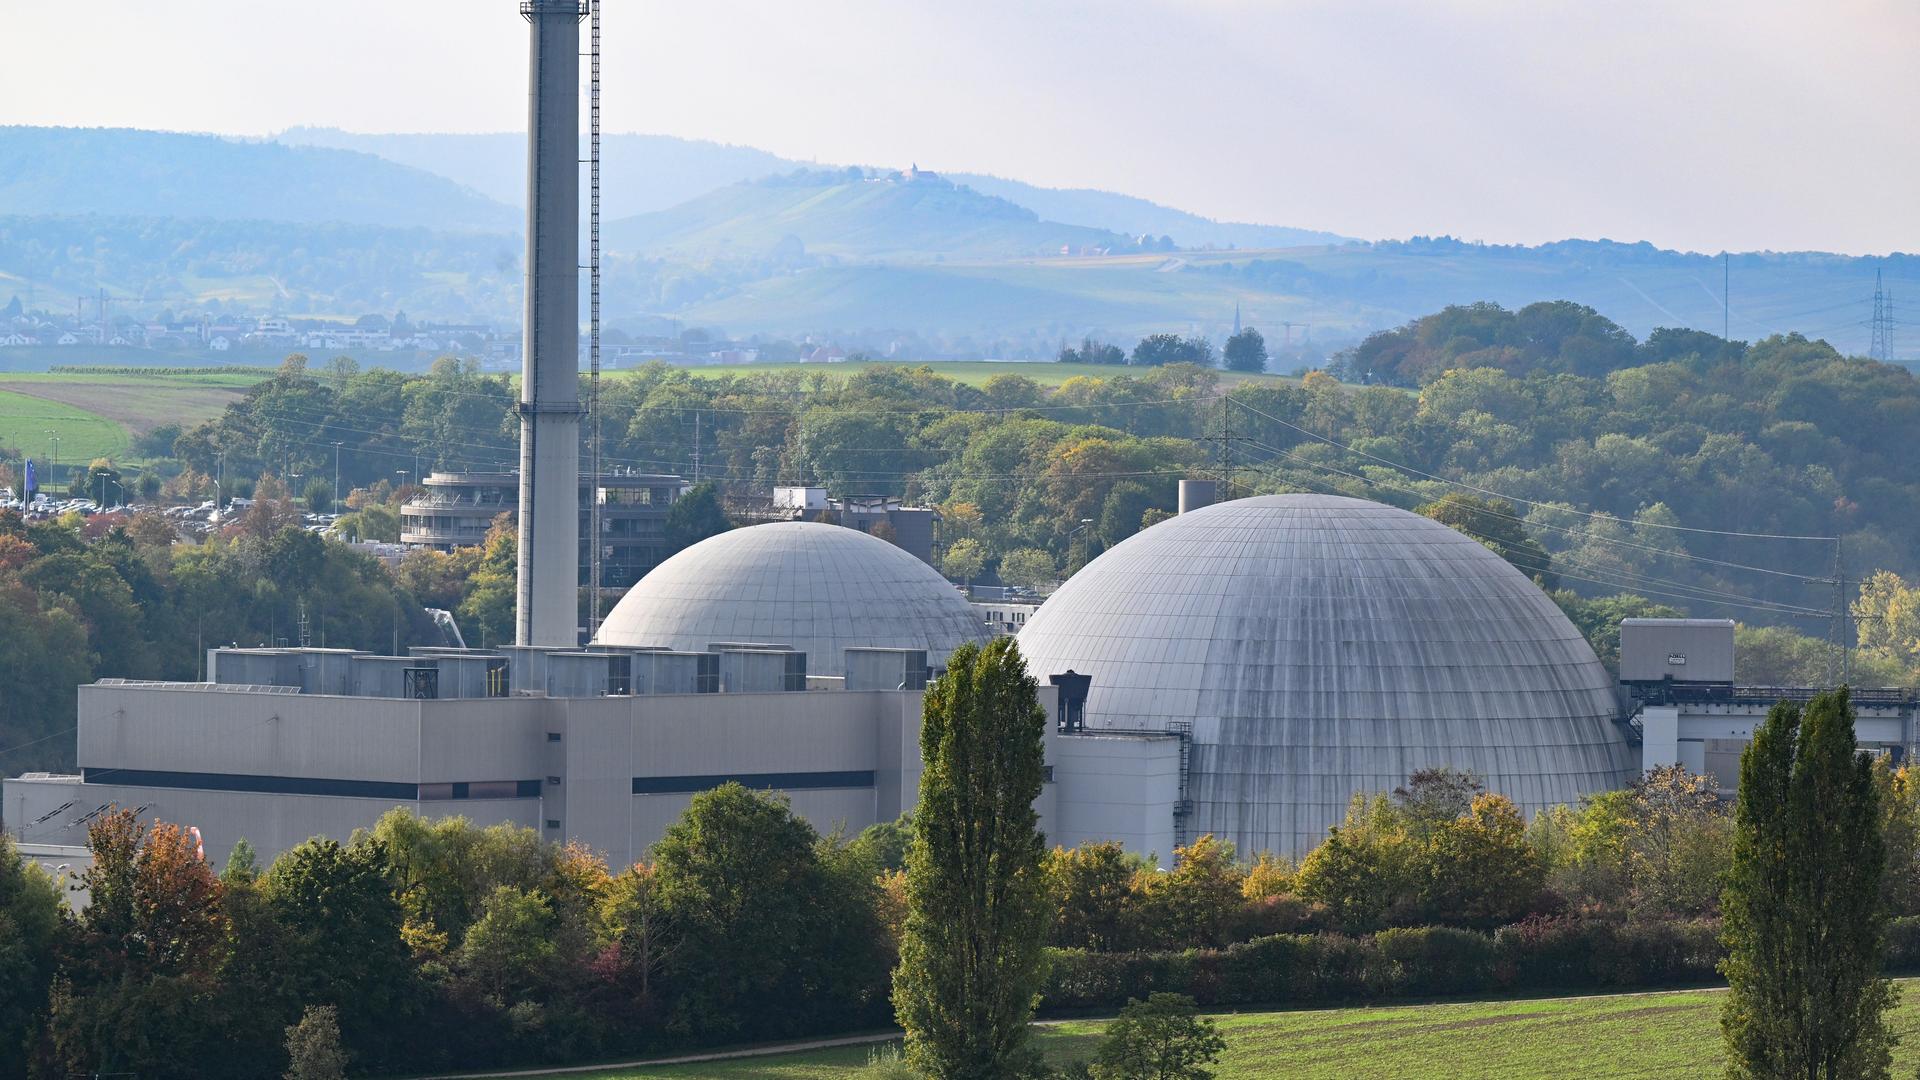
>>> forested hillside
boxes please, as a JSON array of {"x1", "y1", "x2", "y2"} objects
[
  {"x1": 604, "y1": 168, "x2": 1139, "y2": 262},
  {"x1": 10, "y1": 300, "x2": 1920, "y2": 775},
  {"x1": 0, "y1": 127, "x2": 514, "y2": 231}
]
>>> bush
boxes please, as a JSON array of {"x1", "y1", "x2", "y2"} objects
[
  {"x1": 1040, "y1": 916, "x2": 1734, "y2": 1014},
  {"x1": 1374, "y1": 927, "x2": 1495, "y2": 996}
]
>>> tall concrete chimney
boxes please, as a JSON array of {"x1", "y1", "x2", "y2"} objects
[{"x1": 516, "y1": 1, "x2": 584, "y2": 647}]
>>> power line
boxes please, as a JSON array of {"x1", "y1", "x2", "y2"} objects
[
  {"x1": 1231, "y1": 440, "x2": 1833, "y2": 618},
  {"x1": 1236, "y1": 443, "x2": 1835, "y2": 614},
  {"x1": 1225, "y1": 394, "x2": 1836, "y2": 541}
]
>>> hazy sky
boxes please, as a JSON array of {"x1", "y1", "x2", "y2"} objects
[{"x1": 5, "y1": 0, "x2": 1915, "y2": 254}]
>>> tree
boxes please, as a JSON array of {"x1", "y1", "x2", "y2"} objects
[
  {"x1": 1721, "y1": 689, "x2": 1896, "y2": 1079},
  {"x1": 1046, "y1": 842, "x2": 1148, "y2": 951},
  {"x1": 303, "y1": 478, "x2": 334, "y2": 514},
  {"x1": 1223, "y1": 328, "x2": 1268, "y2": 374},
  {"x1": 663, "y1": 482, "x2": 732, "y2": 556},
  {"x1": 940, "y1": 537, "x2": 987, "y2": 586},
  {"x1": 0, "y1": 833, "x2": 64, "y2": 1078},
  {"x1": 653, "y1": 783, "x2": 888, "y2": 1039},
  {"x1": 998, "y1": 548, "x2": 1057, "y2": 591},
  {"x1": 1090, "y1": 993, "x2": 1227, "y2": 1080},
  {"x1": 1131, "y1": 334, "x2": 1211, "y2": 368},
  {"x1": 284, "y1": 1005, "x2": 347, "y2": 1080},
  {"x1": 262, "y1": 838, "x2": 415, "y2": 1069},
  {"x1": 1133, "y1": 835, "x2": 1246, "y2": 947},
  {"x1": 895, "y1": 638, "x2": 1052, "y2": 1079},
  {"x1": 1418, "y1": 493, "x2": 1556, "y2": 589},
  {"x1": 1853, "y1": 570, "x2": 1920, "y2": 668},
  {"x1": 600, "y1": 863, "x2": 674, "y2": 1009}
]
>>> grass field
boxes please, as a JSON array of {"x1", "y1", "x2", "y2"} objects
[
  {"x1": 0, "y1": 369, "x2": 266, "y2": 462},
  {"x1": 643, "y1": 359, "x2": 1300, "y2": 389},
  {"x1": 0, "y1": 388, "x2": 131, "y2": 463},
  {"x1": 501, "y1": 982, "x2": 1920, "y2": 1080}
]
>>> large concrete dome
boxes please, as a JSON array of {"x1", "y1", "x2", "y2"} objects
[
  {"x1": 596, "y1": 522, "x2": 989, "y2": 676},
  {"x1": 1017, "y1": 494, "x2": 1634, "y2": 857}
]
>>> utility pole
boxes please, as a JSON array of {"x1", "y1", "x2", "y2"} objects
[
  {"x1": 692, "y1": 409, "x2": 702, "y2": 484},
  {"x1": 43, "y1": 429, "x2": 57, "y2": 472},
  {"x1": 332, "y1": 441, "x2": 342, "y2": 512}
]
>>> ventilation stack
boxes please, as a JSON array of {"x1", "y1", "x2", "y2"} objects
[
  {"x1": 1178, "y1": 479, "x2": 1217, "y2": 514},
  {"x1": 515, "y1": 1, "x2": 585, "y2": 646}
]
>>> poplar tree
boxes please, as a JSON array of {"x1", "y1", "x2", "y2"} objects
[
  {"x1": 894, "y1": 638, "x2": 1052, "y2": 1080},
  {"x1": 1721, "y1": 688, "x2": 1896, "y2": 1079}
]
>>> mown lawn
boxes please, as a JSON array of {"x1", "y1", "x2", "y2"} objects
[{"x1": 504, "y1": 981, "x2": 1920, "y2": 1080}]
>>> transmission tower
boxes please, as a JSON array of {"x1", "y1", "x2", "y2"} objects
[{"x1": 1870, "y1": 268, "x2": 1894, "y2": 363}]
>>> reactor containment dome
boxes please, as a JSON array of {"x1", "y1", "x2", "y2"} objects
[
  {"x1": 596, "y1": 521, "x2": 990, "y2": 675},
  {"x1": 1016, "y1": 493, "x2": 1636, "y2": 857}
]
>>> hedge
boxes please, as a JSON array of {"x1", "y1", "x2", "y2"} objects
[{"x1": 1042, "y1": 915, "x2": 1920, "y2": 1012}]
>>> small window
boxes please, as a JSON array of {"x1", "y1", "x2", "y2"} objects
[
  {"x1": 545, "y1": 819, "x2": 562, "y2": 830},
  {"x1": 547, "y1": 775, "x2": 562, "y2": 786},
  {"x1": 1042, "y1": 765, "x2": 1055, "y2": 783},
  {"x1": 546, "y1": 732, "x2": 563, "y2": 742}
]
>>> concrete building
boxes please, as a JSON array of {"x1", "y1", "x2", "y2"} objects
[
  {"x1": 1, "y1": 642, "x2": 1178, "y2": 871},
  {"x1": 595, "y1": 521, "x2": 989, "y2": 677},
  {"x1": 1016, "y1": 494, "x2": 1639, "y2": 857},
  {"x1": 1622, "y1": 618, "x2": 1915, "y2": 790},
  {"x1": 764, "y1": 485, "x2": 937, "y2": 565},
  {"x1": 400, "y1": 470, "x2": 686, "y2": 590}
]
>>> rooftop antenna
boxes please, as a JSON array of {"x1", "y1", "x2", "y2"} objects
[{"x1": 586, "y1": 0, "x2": 604, "y2": 638}]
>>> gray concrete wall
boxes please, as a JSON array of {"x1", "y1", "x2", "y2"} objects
[
  {"x1": 79, "y1": 684, "x2": 427, "y2": 781},
  {"x1": 4, "y1": 775, "x2": 539, "y2": 870},
  {"x1": 1049, "y1": 732, "x2": 1181, "y2": 866}
]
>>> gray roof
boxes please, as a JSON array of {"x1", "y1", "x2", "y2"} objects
[
  {"x1": 1017, "y1": 494, "x2": 1635, "y2": 857},
  {"x1": 596, "y1": 522, "x2": 989, "y2": 676}
]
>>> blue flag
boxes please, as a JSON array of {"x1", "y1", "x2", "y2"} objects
[{"x1": 22, "y1": 457, "x2": 35, "y2": 503}]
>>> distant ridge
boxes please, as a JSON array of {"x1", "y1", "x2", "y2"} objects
[
  {"x1": 0, "y1": 127, "x2": 515, "y2": 232},
  {"x1": 270, "y1": 128, "x2": 1345, "y2": 250},
  {"x1": 604, "y1": 168, "x2": 1137, "y2": 262},
  {"x1": 951, "y1": 173, "x2": 1353, "y2": 249}
]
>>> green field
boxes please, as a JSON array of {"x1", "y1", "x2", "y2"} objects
[
  {"x1": 646, "y1": 359, "x2": 1300, "y2": 389},
  {"x1": 499, "y1": 983, "x2": 1920, "y2": 1080},
  {"x1": 0, "y1": 368, "x2": 267, "y2": 464},
  {"x1": 0, "y1": 388, "x2": 131, "y2": 464}
]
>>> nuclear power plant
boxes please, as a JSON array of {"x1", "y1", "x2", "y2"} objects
[{"x1": 10, "y1": 6, "x2": 1916, "y2": 879}]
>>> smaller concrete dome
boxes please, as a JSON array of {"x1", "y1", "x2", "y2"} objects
[{"x1": 595, "y1": 522, "x2": 989, "y2": 675}]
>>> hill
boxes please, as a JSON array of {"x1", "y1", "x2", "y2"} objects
[
  {"x1": 274, "y1": 127, "x2": 800, "y2": 221},
  {"x1": 952, "y1": 172, "x2": 1353, "y2": 249},
  {"x1": 274, "y1": 129, "x2": 1346, "y2": 250},
  {"x1": 0, "y1": 127, "x2": 516, "y2": 232},
  {"x1": 0, "y1": 214, "x2": 520, "y2": 321},
  {"x1": 603, "y1": 169, "x2": 1137, "y2": 262}
]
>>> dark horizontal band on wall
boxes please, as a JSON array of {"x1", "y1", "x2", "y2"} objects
[
  {"x1": 632, "y1": 770, "x2": 876, "y2": 795},
  {"x1": 81, "y1": 768, "x2": 541, "y2": 801}
]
